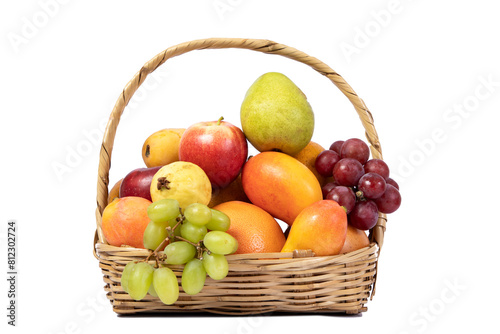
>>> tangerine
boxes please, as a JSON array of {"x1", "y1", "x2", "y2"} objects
[
  {"x1": 291, "y1": 141, "x2": 325, "y2": 185},
  {"x1": 213, "y1": 201, "x2": 286, "y2": 254}
]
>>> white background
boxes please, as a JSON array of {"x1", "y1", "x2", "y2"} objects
[{"x1": 1, "y1": 0, "x2": 499, "y2": 333}]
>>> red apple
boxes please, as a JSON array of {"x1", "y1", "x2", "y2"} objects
[
  {"x1": 119, "y1": 166, "x2": 161, "y2": 201},
  {"x1": 179, "y1": 117, "x2": 248, "y2": 189}
]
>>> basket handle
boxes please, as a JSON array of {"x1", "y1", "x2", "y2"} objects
[{"x1": 95, "y1": 38, "x2": 387, "y2": 250}]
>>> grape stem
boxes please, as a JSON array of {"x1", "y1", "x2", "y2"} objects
[
  {"x1": 142, "y1": 212, "x2": 216, "y2": 267},
  {"x1": 145, "y1": 237, "x2": 171, "y2": 263},
  {"x1": 143, "y1": 215, "x2": 210, "y2": 266},
  {"x1": 174, "y1": 236, "x2": 199, "y2": 247},
  {"x1": 174, "y1": 236, "x2": 210, "y2": 258},
  {"x1": 356, "y1": 190, "x2": 366, "y2": 201},
  {"x1": 172, "y1": 215, "x2": 184, "y2": 231}
]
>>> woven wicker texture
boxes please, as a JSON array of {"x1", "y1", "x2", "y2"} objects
[{"x1": 94, "y1": 38, "x2": 386, "y2": 315}]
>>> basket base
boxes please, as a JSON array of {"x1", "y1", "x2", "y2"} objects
[
  {"x1": 97, "y1": 242, "x2": 379, "y2": 315},
  {"x1": 113, "y1": 306, "x2": 368, "y2": 317}
]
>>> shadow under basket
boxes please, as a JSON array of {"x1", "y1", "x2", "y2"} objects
[{"x1": 94, "y1": 38, "x2": 388, "y2": 315}]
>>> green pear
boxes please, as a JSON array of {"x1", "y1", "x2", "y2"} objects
[{"x1": 240, "y1": 72, "x2": 314, "y2": 155}]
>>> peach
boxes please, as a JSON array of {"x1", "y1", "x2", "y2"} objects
[{"x1": 101, "y1": 196, "x2": 151, "y2": 248}]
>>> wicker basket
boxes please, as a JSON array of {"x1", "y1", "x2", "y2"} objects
[{"x1": 94, "y1": 38, "x2": 387, "y2": 315}]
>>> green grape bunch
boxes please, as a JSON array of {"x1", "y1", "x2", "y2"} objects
[{"x1": 120, "y1": 199, "x2": 238, "y2": 304}]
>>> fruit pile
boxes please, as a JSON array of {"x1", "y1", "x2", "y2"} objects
[{"x1": 101, "y1": 72, "x2": 401, "y2": 305}]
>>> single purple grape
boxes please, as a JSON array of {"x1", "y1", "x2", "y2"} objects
[
  {"x1": 374, "y1": 184, "x2": 401, "y2": 214},
  {"x1": 322, "y1": 181, "x2": 339, "y2": 198},
  {"x1": 349, "y1": 200, "x2": 379, "y2": 230},
  {"x1": 386, "y1": 177, "x2": 399, "y2": 190},
  {"x1": 358, "y1": 173, "x2": 387, "y2": 199},
  {"x1": 340, "y1": 138, "x2": 370, "y2": 165},
  {"x1": 333, "y1": 158, "x2": 365, "y2": 187},
  {"x1": 326, "y1": 186, "x2": 356, "y2": 214},
  {"x1": 364, "y1": 159, "x2": 390, "y2": 180},
  {"x1": 329, "y1": 140, "x2": 344, "y2": 155},
  {"x1": 315, "y1": 150, "x2": 341, "y2": 177}
]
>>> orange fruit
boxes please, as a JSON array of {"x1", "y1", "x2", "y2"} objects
[
  {"x1": 291, "y1": 141, "x2": 325, "y2": 185},
  {"x1": 107, "y1": 178, "x2": 123, "y2": 204},
  {"x1": 213, "y1": 201, "x2": 286, "y2": 254},
  {"x1": 101, "y1": 196, "x2": 151, "y2": 248}
]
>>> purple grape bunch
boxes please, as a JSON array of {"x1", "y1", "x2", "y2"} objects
[{"x1": 315, "y1": 138, "x2": 401, "y2": 230}]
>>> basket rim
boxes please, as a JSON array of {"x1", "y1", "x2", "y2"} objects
[{"x1": 93, "y1": 229, "x2": 379, "y2": 262}]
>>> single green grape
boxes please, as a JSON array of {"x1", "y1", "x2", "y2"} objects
[
  {"x1": 202, "y1": 251, "x2": 228, "y2": 280},
  {"x1": 206, "y1": 209, "x2": 231, "y2": 231},
  {"x1": 148, "y1": 281, "x2": 158, "y2": 297},
  {"x1": 121, "y1": 261, "x2": 136, "y2": 293},
  {"x1": 147, "y1": 199, "x2": 180, "y2": 223},
  {"x1": 127, "y1": 262, "x2": 154, "y2": 301},
  {"x1": 182, "y1": 258, "x2": 206, "y2": 295},
  {"x1": 164, "y1": 241, "x2": 196, "y2": 265},
  {"x1": 153, "y1": 267, "x2": 179, "y2": 305},
  {"x1": 143, "y1": 220, "x2": 169, "y2": 250},
  {"x1": 203, "y1": 231, "x2": 238, "y2": 255},
  {"x1": 180, "y1": 222, "x2": 207, "y2": 243},
  {"x1": 184, "y1": 203, "x2": 212, "y2": 226}
]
